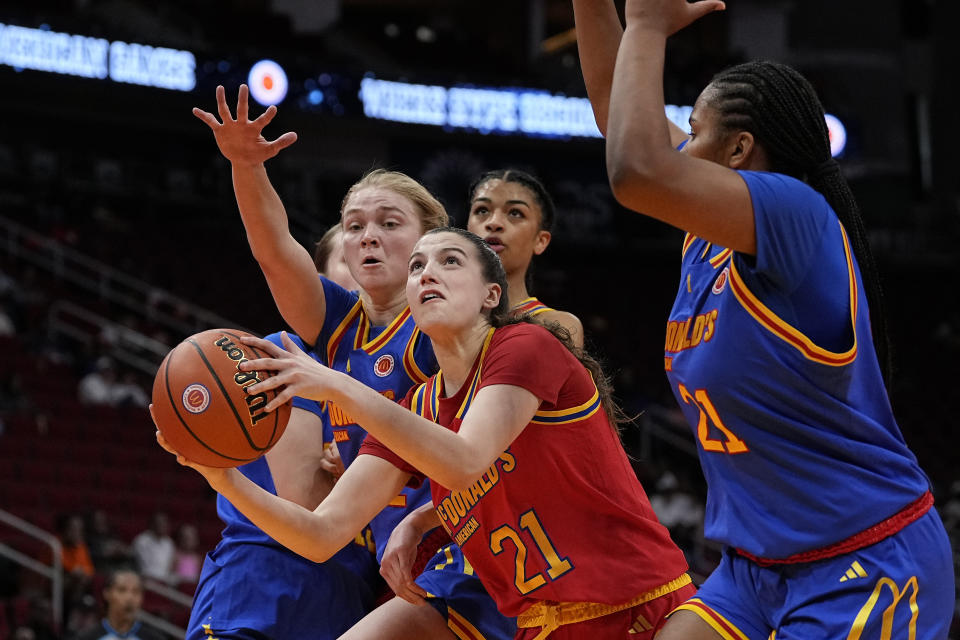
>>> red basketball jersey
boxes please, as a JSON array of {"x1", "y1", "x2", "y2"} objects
[{"x1": 361, "y1": 323, "x2": 688, "y2": 616}]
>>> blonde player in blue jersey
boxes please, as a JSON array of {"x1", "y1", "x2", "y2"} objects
[
  {"x1": 185, "y1": 331, "x2": 380, "y2": 640},
  {"x1": 182, "y1": 225, "x2": 377, "y2": 640},
  {"x1": 192, "y1": 85, "x2": 516, "y2": 640},
  {"x1": 378, "y1": 170, "x2": 585, "y2": 635},
  {"x1": 574, "y1": 0, "x2": 955, "y2": 638}
]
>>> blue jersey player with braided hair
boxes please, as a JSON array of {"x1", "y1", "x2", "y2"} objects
[{"x1": 574, "y1": 0, "x2": 954, "y2": 638}]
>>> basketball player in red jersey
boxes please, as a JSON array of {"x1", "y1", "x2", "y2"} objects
[
  {"x1": 157, "y1": 227, "x2": 693, "y2": 638},
  {"x1": 379, "y1": 170, "x2": 588, "y2": 611}
]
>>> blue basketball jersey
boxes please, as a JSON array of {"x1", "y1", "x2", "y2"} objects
[
  {"x1": 314, "y1": 277, "x2": 437, "y2": 560},
  {"x1": 188, "y1": 331, "x2": 379, "y2": 639},
  {"x1": 664, "y1": 171, "x2": 929, "y2": 559}
]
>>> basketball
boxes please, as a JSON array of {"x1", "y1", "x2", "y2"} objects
[{"x1": 151, "y1": 328, "x2": 291, "y2": 468}]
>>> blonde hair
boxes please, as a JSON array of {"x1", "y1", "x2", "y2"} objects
[{"x1": 340, "y1": 169, "x2": 449, "y2": 233}]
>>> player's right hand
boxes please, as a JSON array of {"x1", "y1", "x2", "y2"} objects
[
  {"x1": 380, "y1": 518, "x2": 430, "y2": 605},
  {"x1": 192, "y1": 84, "x2": 298, "y2": 166}
]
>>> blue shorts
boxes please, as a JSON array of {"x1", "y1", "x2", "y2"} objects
[
  {"x1": 416, "y1": 543, "x2": 517, "y2": 640},
  {"x1": 673, "y1": 509, "x2": 954, "y2": 639},
  {"x1": 187, "y1": 543, "x2": 376, "y2": 640}
]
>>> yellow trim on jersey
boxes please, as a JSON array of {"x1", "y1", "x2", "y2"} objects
[
  {"x1": 402, "y1": 327, "x2": 431, "y2": 384},
  {"x1": 410, "y1": 382, "x2": 428, "y2": 417},
  {"x1": 671, "y1": 598, "x2": 751, "y2": 640},
  {"x1": 326, "y1": 299, "x2": 363, "y2": 365},
  {"x1": 530, "y1": 388, "x2": 602, "y2": 425},
  {"x1": 454, "y1": 328, "x2": 495, "y2": 420},
  {"x1": 728, "y1": 220, "x2": 858, "y2": 366},
  {"x1": 682, "y1": 233, "x2": 696, "y2": 260},
  {"x1": 709, "y1": 247, "x2": 734, "y2": 268},
  {"x1": 447, "y1": 607, "x2": 489, "y2": 640},
  {"x1": 361, "y1": 306, "x2": 413, "y2": 354},
  {"x1": 700, "y1": 241, "x2": 713, "y2": 260},
  {"x1": 512, "y1": 296, "x2": 553, "y2": 317}
]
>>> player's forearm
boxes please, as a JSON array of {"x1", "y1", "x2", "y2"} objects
[
  {"x1": 402, "y1": 502, "x2": 443, "y2": 537},
  {"x1": 208, "y1": 468, "x2": 353, "y2": 563},
  {"x1": 231, "y1": 163, "x2": 327, "y2": 342},
  {"x1": 231, "y1": 163, "x2": 300, "y2": 264},
  {"x1": 328, "y1": 375, "x2": 490, "y2": 491},
  {"x1": 572, "y1": 0, "x2": 624, "y2": 136}
]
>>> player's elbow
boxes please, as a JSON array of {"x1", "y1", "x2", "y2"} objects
[
  {"x1": 441, "y1": 462, "x2": 491, "y2": 494},
  {"x1": 608, "y1": 162, "x2": 654, "y2": 210},
  {"x1": 443, "y1": 475, "x2": 478, "y2": 494},
  {"x1": 606, "y1": 149, "x2": 669, "y2": 212}
]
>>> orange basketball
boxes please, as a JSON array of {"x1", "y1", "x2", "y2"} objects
[{"x1": 151, "y1": 328, "x2": 291, "y2": 468}]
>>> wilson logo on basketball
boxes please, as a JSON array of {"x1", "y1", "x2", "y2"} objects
[
  {"x1": 182, "y1": 384, "x2": 211, "y2": 414},
  {"x1": 374, "y1": 354, "x2": 395, "y2": 377},
  {"x1": 712, "y1": 267, "x2": 730, "y2": 295}
]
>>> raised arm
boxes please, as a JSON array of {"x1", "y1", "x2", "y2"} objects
[
  {"x1": 605, "y1": 0, "x2": 759, "y2": 253},
  {"x1": 240, "y1": 334, "x2": 540, "y2": 492},
  {"x1": 194, "y1": 85, "x2": 328, "y2": 344},
  {"x1": 573, "y1": 0, "x2": 687, "y2": 145}
]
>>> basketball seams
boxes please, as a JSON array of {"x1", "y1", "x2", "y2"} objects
[
  {"x1": 220, "y1": 330, "x2": 284, "y2": 450},
  {"x1": 187, "y1": 338, "x2": 250, "y2": 435},
  {"x1": 153, "y1": 328, "x2": 291, "y2": 467},
  {"x1": 186, "y1": 337, "x2": 267, "y2": 452},
  {"x1": 162, "y1": 346, "x2": 258, "y2": 465}
]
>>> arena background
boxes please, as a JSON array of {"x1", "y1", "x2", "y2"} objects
[{"x1": 1, "y1": 0, "x2": 957, "y2": 637}]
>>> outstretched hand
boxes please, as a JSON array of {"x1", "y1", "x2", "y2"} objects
[
  {"x1": 624, "y1": 0, "x2": 725, "y2": 36},
  {"x1": 192, "y1": 84, "x2": 298, "y2": 166},
  {"x1": 239, "y1": 332, "x2": 341, "y2": 410}
]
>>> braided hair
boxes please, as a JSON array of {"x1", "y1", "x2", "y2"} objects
[{"x1": 707, "y1": 60, "x2": 892, "y2": 385}]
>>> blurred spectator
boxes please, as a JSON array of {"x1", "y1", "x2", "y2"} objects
[
  {"x1": 59, "y1": 514, "x2": 95, "y2": 579},
  {"x1": 649, "y1": 470, "x2": 705, "y2": 551},
  {"x1": 110, "y1": 371, "x2": 149, "y2": 408},
  {"x1": 172, "y1": 524, "x2": 202, "y2": 586},
  {"x1": 77, "y1": 357, "x2": 117, "y2": 406},
  {"x1": 86, "y1": 510, "x2": 134, "y2": 573},
  {"x1": 57, "y1": 514, "x2": 96, "y2": 633},
  {"x1": 11, "y1": 626, "x2": 37, "y2": 640},
  {"x1": 132, "y1": 512, "x2": 175, "y2": 583},
  {"x1": 73, "y1": 568, "x2": 164, "y2": 640}
]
